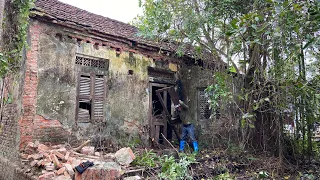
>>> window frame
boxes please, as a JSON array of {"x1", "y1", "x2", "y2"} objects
[{"x1": 75, "y1": 55, "x2": 108, "y2": 124}]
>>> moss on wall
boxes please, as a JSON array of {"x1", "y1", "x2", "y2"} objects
[
  {"x1": 77, "y1": 42, "x2": 152, "y2": 144},
  {"x1": 37, "y1": 25, "x2": 77, "y2": 127}
]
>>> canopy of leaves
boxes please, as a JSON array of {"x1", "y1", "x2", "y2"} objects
[{"x1": 135, "y1": 0, "x2": 320, "y2": 156}]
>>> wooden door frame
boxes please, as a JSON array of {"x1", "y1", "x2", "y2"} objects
[{"x1": 149, "y1": 83, "x2": 171, "y2": 144}]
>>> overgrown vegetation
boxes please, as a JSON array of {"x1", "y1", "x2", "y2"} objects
[
  {"x1": 1, "y1": 0, "x2": 34, "y2": 76},
  {"x1": 132, "y1": 151, "x2": 196, "y2": 180},
  {"x1": 134, "y1": 0, "x2": 320, "y2": 176}
]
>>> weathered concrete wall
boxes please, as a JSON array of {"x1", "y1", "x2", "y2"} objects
[
  {"x1": 180, "y1": 65, "x2": 239, "y2": 145},
  {"x1": 18, "y1": 19, "x2": 238, "y2": 149},
  {"x1": 0, "y1": 104, "x2": 19, "y2": 162},
  {"x1": 76, "y1": 38, "x2": 153, "y2": 145},
  {"x1": 0, "y1": 104, "x2": 33, "y2": 180},
  {"x1": 19, "y1": 19, "x2": 157, "y2": 147},
  {"x1": 37, "y1": 23, "x2": 77, "y2": 128}
]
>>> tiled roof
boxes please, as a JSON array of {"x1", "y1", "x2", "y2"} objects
[
  {"x1": 34, "y1": 0, "x2": 140, "y2": 42},
  {"x1": 33, "y1": 0, "x2": 221, "y2": 63}
]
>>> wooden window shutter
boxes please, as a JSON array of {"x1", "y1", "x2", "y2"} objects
[
  {"x1": 92, "y1": 75, "x2": 105, "y2": 122},
  {"x1": 78, "y1": 74, "x2": 91, "y2": 123}
]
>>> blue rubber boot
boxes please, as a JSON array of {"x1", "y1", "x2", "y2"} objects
[
  {"x1": 192, "y1": 141, "x2": 199, "y2": 154},
  {"x1": 179, "y1": 140, "x2": 186, "y2": 152}
]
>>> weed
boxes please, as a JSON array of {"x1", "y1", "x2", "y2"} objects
[
  {"x1": 132, "y1": 149, "x2": 159, "y2": 167},
  {"x1": 159, "y1": 153, "x2": 196, "y2": 180}
]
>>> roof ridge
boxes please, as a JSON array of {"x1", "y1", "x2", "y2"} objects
[
  {"x1": 35, "y1": 0, "x2": 139, "y2": 39},
  {"x1": 53, "y1": 0, "x2": 137, "y2": 29}
]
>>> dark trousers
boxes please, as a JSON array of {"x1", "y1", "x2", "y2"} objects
[{"x1": 181, "y1": 124, "x2": 196, "y2": 142}]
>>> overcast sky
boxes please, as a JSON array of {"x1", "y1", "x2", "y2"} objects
[{"x1": 59, "y1": 0, "x2": 143, "y2": 23}]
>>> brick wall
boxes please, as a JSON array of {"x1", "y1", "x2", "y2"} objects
[{"x1": 19, "y1": 20, "x2": 70, "y2": 149}]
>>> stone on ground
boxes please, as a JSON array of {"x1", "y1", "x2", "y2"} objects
[
  {"x1": 115, "y1": 147, "x2": 135, "y2": 166},
  {"x1": 80, "y1": 146, "x2": 95, "y2": 155}
]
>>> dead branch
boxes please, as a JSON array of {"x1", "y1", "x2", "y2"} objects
[{"x1": 161, "y1": 133, "x2": 179, "y2": 156}]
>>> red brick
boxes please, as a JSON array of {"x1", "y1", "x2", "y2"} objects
[
  {"x1": 50, "y1": 154, "x2": 62, "y2": 168},
  {"x1": 64, "y1": 151, "x2": 70, "y2": 161},
  {"x1": 38, "y1": 172, "x2": 55, "y2": 180},
  {"x1": 55, "y1": 167, "x2": 65, "y2": 175},
  {"x1": 53, "y1": 151, "x2": 65, "y2": 160},
  {"x1": 38, "y1": 144, "x2": 50, "y2": 152}
]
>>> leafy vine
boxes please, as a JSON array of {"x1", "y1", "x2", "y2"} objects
[{"x1": 1, "y1": 0, "x2": 34, "y2": 76}]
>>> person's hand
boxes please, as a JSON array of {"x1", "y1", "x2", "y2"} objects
[{"x1": 175, "y1": 104, "x2": 182, "y2": 111}]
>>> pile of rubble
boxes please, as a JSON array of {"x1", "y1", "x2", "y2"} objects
[{"x1": 20, "y1": 141, "x2": 137, "y2": 180}]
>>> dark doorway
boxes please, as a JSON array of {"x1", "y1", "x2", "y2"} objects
[{"x1": 150, "y1": 83, "x2": 173, "y2": 145}]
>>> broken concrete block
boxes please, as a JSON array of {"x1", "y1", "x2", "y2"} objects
[
  {"x1": 94, "y1": 152, "x2": 100, "y2": 156},
  {"x1": 64, "y1": 163, "x2": 74, "y2": 176},
  {"x1": 37, "y1": 160, "x2": 44, "y2": 167},
  {"x1": 38, "y1": 144, "x2": 50, "y2": 152},
  {"x1": 34, "y1": 140, "x2": 40, "y2": 147},
  {"x1": 81, "y1": 146, "x2": 95, "y2": 155},
  {"x1": 44, "y1": 163, "x2": 55, "y2": 171},
  {"x1": 32, "y1": 153, "x2": 44, "y2": 160},
  {"x1": 70, "y1": 158, "x2": 82, "y2": 169},
  {"x1": 56, "y1": 167, "x2": 66, "y2": 175},
  {"x1": 38, "y1": 172, "x2": 55, "y2": 180},
  {"x1": 30, "y1": 160, "x2": 39, "y2": 167},
  {"x1": 64, "y1": 170, "x2": 71, "y2": 179},
  {"x1": 115, "y1": 147, "x2": 136, "y2": 166}
]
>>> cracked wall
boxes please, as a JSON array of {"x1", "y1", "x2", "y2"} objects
[
  {"x1": 19, "y1": 19, "x2": 159, "y2": 147},
  {"x1": 18, "y1": 19, "x2": 235, "y2": 149}
]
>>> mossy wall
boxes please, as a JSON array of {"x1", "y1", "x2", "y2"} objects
[{"x1": 28, "y1": 19, "x2": 236, "y2": 147}]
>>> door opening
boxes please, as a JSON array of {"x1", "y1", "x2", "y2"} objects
[{"x1": 150, "y1": 83, "x2": 173, "y2": 145}]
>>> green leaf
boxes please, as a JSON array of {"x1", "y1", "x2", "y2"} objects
[
  {"x1": 230, "y1": 18, "x2": 239, "y2": 29},
  {"x1": 241, "y1": 119, "x2": 246, "y2": 128},
  {"x1": 251, "y1": 24, "x2": 257, "y2": 29},
  {"x1": 242, "y1": 113, "x2": 254, "y2": 119},
  {"x1": 249, "y1": 123, "x2": 255, "y2": 128},
  {"x1": 229, "y1": 65, "x2": 237, "y2": 73}
]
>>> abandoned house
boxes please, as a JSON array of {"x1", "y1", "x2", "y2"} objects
[{"x1": 0, "y1": 0, "x2": 234, "y2": 178}]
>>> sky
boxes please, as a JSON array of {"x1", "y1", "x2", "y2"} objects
[{"x1": 59, "y1": 0, "x2": 143, "y2": 23}]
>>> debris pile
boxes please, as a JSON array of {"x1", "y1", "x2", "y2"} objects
[{"x1": 20, "y1": 141, "x2": 136, "y2": 180}]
